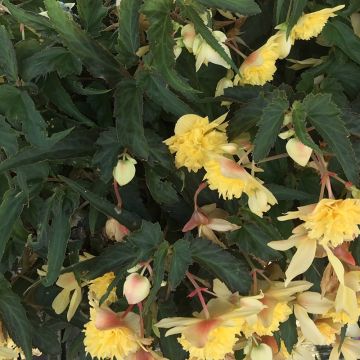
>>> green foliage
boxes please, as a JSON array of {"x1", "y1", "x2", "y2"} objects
[{"x1": 0, "y1": 0, "x2": 359, "y2": 358}]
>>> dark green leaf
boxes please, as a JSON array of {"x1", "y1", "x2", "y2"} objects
[
  {"x1": 44, "y1": 189, "x2": 79, "y2": 286},
  {"x1": 92, "y1": 129, "x2": 121, "y2": 182},
  {"x1": 182, "y1": 3, "x2": 238, "y2": 72},
  {"x1": 59, "y1": 176, "x2": 141, "y2": 230},
  {"x1": 169, "y1": 238, "x2": 192, "y2": 290},
  {"x1": 0, "y1": 129, "x2": 97, "y2": 174},
  {"x1": 76, "y1": 0, "x2": 107, "y2": 36},
  {"x1": 142, "y1": 0, "x2": 197, "y2": 95},
  {"x1": 0, "y1": 85, "x2": 47, "y2": 146},
  {"x1": 0, "y1": 275, "x2": 33, "y2": 359},
  {"x1": 0, "y1": 25, "x2": 18, "y2": 83},
  {"x1": 286, "y1": 0, "x2": 307, "y2": 37},
  {"x1": 114, "y1": 79, "x2": 148, "y2": 159},
  {"x1": 117, "y1": 0, "x2": 141, "y2": 67},
  {"x1": 291, "y1": 100, "x2": 320, "y2": 151},
  {"x1": 144, "y1": 241, "x2": 169, "y2": 313},
  {"x1": 21, "y1": 47, "x2": 82, "y2": 81},
  {"x1": 303, "y1": 93, "x2": 359, "y2": 185},
  {"x1": 0, "y1": 120, "x2": 18, "y2": 156},
  {"x1": 323, "y1": 19, "x2": 360, "y2": 66},
  {"x1": 266, "y1": 184, "x2": 314, "y2": 201},
  {"x1": 137, "y1": 70, "x2": 193, "y2": 116},
  {"x1": 44, "y1": 0, "x2": 129, "y2": 84},
  {"x1": 0, "y1": 189, "x2": 26, "y2": 260},
  {"x1": 41, "y1": 74, "x2": 95, "y2": 126},
  {"x1": 279, "y1": 313, "x2": 298, "y2": 353},
  {"x1": 227, "y1": 224, "x2": 282, "y2": 261},
  {"x1": 253, "y1": 90, "x2": 289, "y2": 161},
  {"x1": 32, "y1": 323, "x2": 61, "y2": 355},
  {"x1": 197, "y1": 0, "x2": 261, "y2": 15},
  {"x1": 190, "y1": 237, "x2": 251, "y2": 293},
  {"x1": 145, "y1": 165, "x2": 179, "y2": 205}
]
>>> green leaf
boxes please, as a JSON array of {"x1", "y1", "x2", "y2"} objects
[
  {"x1": 114, "y1": 79, "x2": 148, "y2": 159},
  {"x1": 279, "y1": 312, "x2": 298, "y2": 353},
  {"x1": 0, "y1": 189, "x2": 26, "y2": 260},
  {"x1": 0, "y1": 275, "x2": 33, "y2": 360},
  {"x1": 141, "y1": 0, "x2": 197, "y2": 95},
  {"x1": 127, "y1": 221, "x2": 164, "y2": 258},
  {"x1": 169, "y1": 238, "x2": 192, "y2": 290},
  {"x1": 323, "y1": 20, "x2": 360, "y2": 66},
  {"x1": 144, "y1": 241, "x2": 169, "y2": 313},
  {"x1": 253, "y1": 90, "x2": 289, "y2": 161},
  {"x1": 303, "y1": 93, "x2": 359, "y2": 185},
  {"x1": 0, "y1": 120, "x2": 18, "y2": 156},
  {"x1": 228, "y1": 224, "x2": 282, "y2": 261},
  {"x1": 286, "y1": 0, "x2": 307, "y2": 37},
  {"x1": 137, "y1": 70, "x2": 193, "y2": 116},
  {"x1": 41, "y1": 74, "x2": 95, "y2": 126},
  {"x1": 266, "y1": 184, "x2": 315, "y2": 201},
  {"x1": 275, "y1": 0, "x2": 287, "y2": 24},
  {"x1": 145, "y1": 165, "x2": 180, "y2": 205},
  {"x1": 291, "y1": 100, "x2": 320, "y2": 151},
  {"x1": 117, "y1": 0, "x2": 142, "y2": 67},
  {"x1": 44, "y1": 189, "x2": 79, "y2": 286},
  {"x1": 76, "y1": 0, "x2": 107, "y2": 36},
  {"x1": 190, "y1": 237, "x2": 251, "y2": 293},
  {"x1": 92, "y1": 129, "x2": 121, "y2": 182},
  {"x1": 44, "y1": 0, "x2": 128, "y2": 84},
  {"x1": 197, "y1": 0, "x2": 261, "y2": 15},
  {"x1": 32, "y1": 324, "x2": 61, "y2": 355},
  {"x1": 182, "y1": 3, "x2": 238, "y2": 73},
  {"x1": 3, "y1": 0, "x2": 54, "y2": 35},
  {"x1": 21, "y1": 47, "x2": 82, "y2": 81},
  {"x1": 0, "y1": 85, "x2": 47, "y2": 146},
  {"x1": 0, "y1": 25, "x2": 18, "y2": 83},
  {"x1": 59, "y1": 176, "x2": 141, "y2": 230}
]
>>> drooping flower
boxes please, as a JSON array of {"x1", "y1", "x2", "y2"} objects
[
  {"x1": 193, "y1": 31, "x2": 231, "y2": 71},
  {"x1": 105, "y1": 218, "x2": 130, "y2": 242},
  {"x1": 181, "y1": 23, "x2": 196, "y2": 52},
  {"x1": 235, "y1": 41, "x2": 279, "y2": 86},
  {"x1": 156, "y1": 296, "x2": 264, "y2": 360},
  {"x1": 83, "y1": 307, "x2": 142, "y2": 360},
  {"x1": 278, "y1": 198, "x2": 360, "y2": 248},
  {"x1": 204, "y1": 156, "x2": 277, "y2": 216},
  {"x1": 285, "y1": 138, "x2": 313, "y2": 167},
  {"x1": 123, "y1": 273, "x2": 151, "y2": 305},
  {"x1": 291, "y1": 5, "x2": 345, "y2": 41},
  {"x1": 163, "y1": 113, "x2": 229, "y2": 172},
  {"x1": 88, "y1": 272, "x2": 118, "y2": 305}
]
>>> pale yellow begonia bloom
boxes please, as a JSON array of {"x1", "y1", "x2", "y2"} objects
[
  {"x1": 88, "y1": 272, "x2": 118, "y2": 306},
  {"x1": 164, "y1": 113, "x2": 229, "y2": 172},
  {"x1": 291, "y1": 5, "x2": 345, "y2": 41},
  {"x1": 113, "y1": 154, "x2": 137, "y2": 186},
  {"x1": 329, "y1": 336, "x2": 360, "y2": 360}
]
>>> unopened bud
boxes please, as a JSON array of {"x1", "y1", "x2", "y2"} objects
[
  {"x1": 113, "y1": 155, "x2": 137, "y2": 186},
  {"x1": 105, "y1": 218, "x2": 130, "y2": 242},
  {"x1": 181, "y1": 24, "x2": 196, "y2": 52},
  {"x1": 123, "y1": 273, "x2": 151, "y2": 304},
  {"x1": 286, "y1": 138, "x2": 313, "y2": 167},
  {"x1": 220, "y1": 143, "x2": 238, "y2": 155}
]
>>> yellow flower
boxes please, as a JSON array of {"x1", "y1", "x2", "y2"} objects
[
  {"x1": 315, "y1": 319, "x2": 341, "y2": 345},
  {"x1": 235, "y1": 41, "x2": 278, "y2": 86},
  {"x1": 329, "y1": 336, "x2": 360, "y2": 360},
  {"x1": 164, "y1": 113, "x2": 229, "y2": 172},
  {"x1": 204, "y1": 156, "x2": 276, "y2": 216},
  {"x1": 267, "y1": 30, "x2": 293, "y2": 59},
  {"x1": 113, "y1": 154, "x2": 137, "y2": 186},
  {"x1": 156, "y1": 297, "x2": 264, "y2": 360},
  {"x1": 88, "y1": 272, "x2": 117, "y2": 305},
  {"x1": 278, "y1": 198, "x2": 360, "y2": 248},
  {"x1": 83, "y1": 307, "x2": 141, "y2": 360},
  {"x1": 51, "y1": 272, "x2": 82, "y2": 321},
  {"x1": 291, "y1": 5, "x2": 345, "y2": 41}
]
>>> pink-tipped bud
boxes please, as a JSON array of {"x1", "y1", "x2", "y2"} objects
[
  {"x1": 95, "y1": 307, "x2": 124, "y2": 330},
  {"x1": 105, "y1": 218, "x2": 130, "y2": 241},
  {"x1": 123, "y1": 273, "x2": 151, "y2": 305},
  {"x1": 286, "y1": 138, "x2": 313, "y2": 167}
]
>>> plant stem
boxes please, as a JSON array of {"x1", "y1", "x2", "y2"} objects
[{"x1": 186, "y1": 272, "x2": 210, "y2": 319}]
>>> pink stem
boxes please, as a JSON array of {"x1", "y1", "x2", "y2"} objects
[
  {"x1": 186, "y1": 272, "x2": 210, "y2": 319},
  {"x1": 113, "y1": 179, "x2": 123, "y2": 209},
  {"x1": 121, "y1": 304, "x2": 134, "y2": 319},
  {"x1": 137, "y1": 302, "x2": 144, "y2": 338}
]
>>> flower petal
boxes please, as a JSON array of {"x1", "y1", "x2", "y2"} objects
[
  {"x1": 296, "y1": 291, "x2": 333, "y2": 314},
  {"x1": 67, "y1": 288, "x2": 82, "y2": 321},
  {"x1": 52, "y1": 288, "x2": 71, "y2": 315}
]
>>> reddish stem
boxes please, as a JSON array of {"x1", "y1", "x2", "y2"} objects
[
  {"x1": 194, "y1": 182, "x2": 207, "y2": 210},
  {"x1": 113, "y1": 179, "x2": 123, "y2": 210},
  {"x1": 186, "y1": 272, "x2": 210, "y2": 319},
  {"x1": 121, "y1": 304, "x2": 134, "y2": 319},
  {"x1": 137, "y1": 302, "x2": 144, "y2": 338}
]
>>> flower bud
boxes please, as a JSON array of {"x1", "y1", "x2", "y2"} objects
[
  {"x1": 123, "y1": 273, "x2": 151, "y2": 304},
  {"x1": 105, "y1": 218, "x2": 130, "y2": 242},
  {"x1": 181, "y1": 24, "x2": 196, "y2": 52},
  {"x1": 286, "y1": 138, "x2": 313, "y2": 167},
  {"x1": 113, "y1": 155, "x2": 137, "y2": 186}
]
